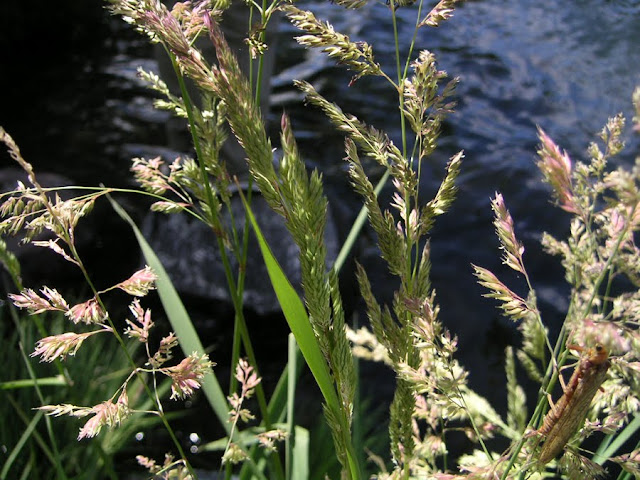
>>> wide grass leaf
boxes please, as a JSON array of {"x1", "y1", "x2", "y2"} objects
[
  {"x1": 108, "y1": 196, "x2": 231, "y2": 433},
  {"x1": 236, "y1": 190, "x2": 338, "y2": 412}
]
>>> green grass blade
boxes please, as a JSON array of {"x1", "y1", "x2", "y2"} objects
[
  {"x1": 285, "y1": 333, "x2": 298, "y2": 480},
  {"x1": 594, "y1": 414, "x2": 640, "y2": 464},
  {"x1": 4, "y1": 395, "x2": 55, "y2": 470},
  {"x1": 239, "y1": 190, "x2": 361, "y2": 479},
  {"x1": 17, "y1": 459, "x2": 32, "y2": 480},
  {"x1": 0, "y1": 376, "x2": 67, "y2": 390},
  {"x1": 107, "y1": 195, "x2": 231, "y2": 433},
  {"x1": 236, "y1": 190, "x2": 338, "y2": 411},
  {"x1": 0, "y1": 409, "x2": 44, "y2": 480},
  {"x1": 291, "y1": 426, "x2": 310, "y2": 480},
  {"x1": 238, "y1": 341, "x2": 305, "y2": 480}
]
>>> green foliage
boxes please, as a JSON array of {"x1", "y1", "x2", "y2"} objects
[
  {"x1": 0, "y1": 309, "x2": 155, "y2": 480},
  {"x1": 0, "y1": 237, "x2": 20, "y2": 287},
  {"x1": 505, "y1": 347, "x2": 527, "y2": 436},
  {"x1": 475, "y1": 105, "x2": 640, "y2": 478},
  {"x1": 2, "y1": 0, "x2": 640, "y2": 479},
  {"x1": 109, "y1": 197, "x2": 231, "y2": 432}
]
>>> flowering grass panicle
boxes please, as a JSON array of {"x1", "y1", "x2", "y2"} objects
[
  {"x1": 150, "y1": 333, "x2": 180, "y2": 368},
  {"x1": 471, "y1": 265, "x2": 533, "y2": 321},
  {"x1": 537, "y1": 127, "x2": 579, "y2": 216},
  {"x1": 124, "y1": 298, "x2": 154, "y2": 343},
  {"x1": 3, "y1": 0, "x2": 640, "y2": 478},
  {"x1": 31, "y1": 329, "x2": 112, "y2": 363},
  {"x1": 37, "y1": 390, "x2": 130, "y2": 440},
  {"x1": 222, "y1": 358, "x2": 263, "y2": 465},
  {"x1": 347, "y1": 87, "x2": 640, "y2": 478},
  {"x1": 256, "y1": 429, "x2": 288, "y2": 453},
  {"x1": 76, "y1": 391, "x2": 131, "y2": 440},
  {"x1": 164, "y1": 353, "x2": 214, "y2": 401},
  {"x1": 115, "y1": 265, "x2": 158, "y2": 296},
  {"x1": 283, "y1": 5, "x2": 384, "y2": 85},
  {"x1": 8, "y1": 286, "x2": 69, "y2": 315},
  {"x1": 469, "y1": 92, "x2": 640, "y2": 478},
  {"x1": 419, "y1": 0, "x2": 463, "y2": 28},
  {"x1": 65, "y1": 297, "x2": 107, "y2": 324},
  {"x1": 137, "y1": 453, "x2": 192, "y2": 480},
  {"x1": 610, "y1": 449, "x2": 640, "y2": 477},
  {"x1": 1, "y1": 125, "x2": 214, "y2": 474}
]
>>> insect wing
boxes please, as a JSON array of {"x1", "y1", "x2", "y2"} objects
[{"x1": 538, "y1": 358, "x2": 610, "y2": 464}]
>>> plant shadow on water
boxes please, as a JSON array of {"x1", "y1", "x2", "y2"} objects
[{"x1": 1, "y1": 0, "x2": 640, "y2": 477}]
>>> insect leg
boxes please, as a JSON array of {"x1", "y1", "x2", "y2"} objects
[
  {"x1": 557, "y1": 362, "x2": 577, "y2": 392},
  {"x1": 545, "y1": 392, "x2": 555, "y2": 409}
]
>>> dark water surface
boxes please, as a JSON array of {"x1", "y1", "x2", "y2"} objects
[
  {"x1": 277, "y1": 0, "x2": 640, "y2": 402},
  {"x1": 2, "y1": 0, "x2": 640, "y2": 473}
]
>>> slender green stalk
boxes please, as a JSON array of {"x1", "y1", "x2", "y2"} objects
[
  {"x1": 167, "y1": 42, "x2": 276, "y2": 427},
  {"x1": 14, "y1": 345, "x2": 67, "y2": 480},
  {"x1": 390, "y1": 0, "x2": 408, "y2": 159},
  {"x1": 1, "y1": 402, "x2": 46, "y2": 480},
  {"x1": 285, "y1": 334, "x2": 297, "y2": 480},
  {"x1": 0, "y1": 377, "x2": 66, "y2": 389},
  {"x1": 595, "y1": 415, "x2": 640, "y2": 464},
  {"x1": 402, "y1": 0, "x2": 426, "y2": 80}
]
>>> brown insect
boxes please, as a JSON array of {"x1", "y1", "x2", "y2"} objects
[{"x1": 535, "y1": 344, "x2": 610, "y2": 464}]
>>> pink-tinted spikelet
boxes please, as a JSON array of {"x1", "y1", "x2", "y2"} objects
[
  {"x1": 117, "y1": 266, "x2": 158, "y2": 297},
  {"x1": 9, "y1": 287, "x2": 69, "y2": 315},
  {"x1": 492, "y1": 192, "x2": 526, "y2": 274},
  {"x1": 164, "y1": 353, "x2": 213, "y2": 400},
  {"x1": 235, "y1": 358, "x2": 261, "y2": 396},
  {"x1": 537, "y1": 128, "x2": 579, "y2": 215},
  {"x1": 131, "y1": 157, "x2": 170, "y2": 194},
  {"x1": 78, "y1": 391, "x2": 129, "y2": 440},
  {"x1": 32, "y1": 331, "x2": 105, "y2": 362},
  {"x1": 66, "y1": 297, "x2": 106, "y2": 324},
  {"x1": 124, "y1": 298, "x2": 154, "y2": 343}
]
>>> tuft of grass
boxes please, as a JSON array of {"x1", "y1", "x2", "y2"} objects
[
  {"x1": 0, "y1": 307, "x2": 159, "y2": 480},
  {"x1": 1, "y1": 0, "x2": 639, "y2": 479}
]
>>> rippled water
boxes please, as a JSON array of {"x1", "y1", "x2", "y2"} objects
[
  {"x1": 2, "y1": 0, "x2": 639, "y2": 470},
  {"x1": 274, "y1": 0, "x2": 640, "y2": 402}
]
